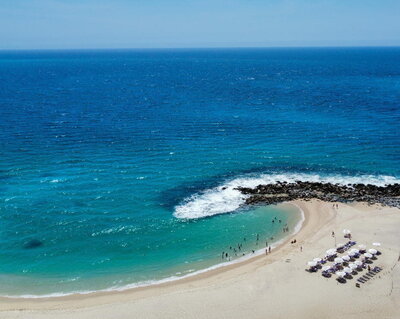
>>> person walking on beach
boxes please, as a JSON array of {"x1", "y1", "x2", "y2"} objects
[
  {"x1": 300, "y1": 246, "x2": 303, "y2": 252},
  {"x1": 268, "y1": 246, "x2": 271, "y2": 253}
]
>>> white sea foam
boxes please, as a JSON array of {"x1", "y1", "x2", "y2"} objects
[
  {"x1": 91, "y1": 225, "x2": 138, "y2": 237},
  {"x1": 174, "y1": 172, "x2": 400, "y2": 219},
  {"x1": 40, "y1": 178, "x2": 64, "y2": 184}
]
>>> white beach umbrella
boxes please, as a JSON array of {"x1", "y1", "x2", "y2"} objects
[
  {"x1": 322, "y1": 266, "x2": 331, "y2": 271},
  {"x1": 349, "y1": 263, "x2": 358, "y2": 270},
  {"x1": 307, "y1": 261, "x2": 317, "y2": 267},
  {"x1": 364, "y1": 253, "x2": 373, "y2": 258},
  {"x1": 372, "y1": 242, "x2": 381, "y2": 247},
  {"x1": 348, "y1": 251, "x2": 356, "y2": 257},
  {"x1": 337, "y1": 243, "x2": 345, "y2": 248},
  {"x1": 326, "y1": 249, "x2": 336, "y2": 256},
  {"x1": 336, "y1": 271, "x2": 346, "y2": 278},
  {"x1": 343, "y1": 267, "x2": 352, "y2": 274},
  {"x1": 334, "y1": 257, "x2": 344, "y2": 264},
  {"x1": 350, "y1": 248, "x2": 359, "y2": 254},
  {"x1": 368, "y1": 248, "x2": 377, "y2": 255},
  {"x1": 354, "y1": 260, "x2": 363, "y2": 266},
  {"x1": 358, "y1": 244, "x2": 366, "y2": 250},
  {"x1": 342, "y1": 229, "x2": 351, "y2": 234},
  {"x1": 313, "y1": 258, "x2": 322, "y2": 263},
  {"x1": 342, "y1": 255, "x2": 350, "y2": 261}
]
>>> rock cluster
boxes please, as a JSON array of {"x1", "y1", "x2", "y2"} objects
[{"x1": 235, "y1": 181, "x2": 400, "y2": 207}]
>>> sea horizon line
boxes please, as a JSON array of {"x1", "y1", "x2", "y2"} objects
[{"x1": 1, "y1": 45, "x2": 400, "y2": 53}]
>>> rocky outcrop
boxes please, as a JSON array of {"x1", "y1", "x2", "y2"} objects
[{"x1": 235, "y1": 181, "x2": 400, "y2": 207}]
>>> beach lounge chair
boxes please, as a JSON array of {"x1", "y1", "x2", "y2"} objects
[{"x1": 373, "y1": 267, "x2": 382, "y2": 272}]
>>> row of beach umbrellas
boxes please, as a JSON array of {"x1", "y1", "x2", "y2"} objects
[
  {"x1": 325, "y1": 244, "x2": 380, "y2": 258},
  {"x1": 308, "y1": 242, "x2": 381, "y2": 269},
  {"x1": 331, "y1": 260, "x2": 365, "y2": 277},
  {"x1": 335, "y1": 260, "x2": 364, "y2": 277},
  {"x1": 333, "y1": 251, "x2": 375, "y2": 264}
]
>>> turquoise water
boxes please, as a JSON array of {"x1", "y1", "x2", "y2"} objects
[{"x1": 0, "y1": 48, "x2": 399, "y2": 296}]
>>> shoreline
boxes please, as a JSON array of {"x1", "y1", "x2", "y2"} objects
[
  {"x1": 0, "y1": 199, "x2": 316, "y2": 308},
  {"x1": 1, "y1": 200, "x2": 400, "y2": 319},
  {"x1": 0, "y1": 202, "x2": 306, "y2": 300}
]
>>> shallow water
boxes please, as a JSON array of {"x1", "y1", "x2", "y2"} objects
[{"x1": 0, "y1": 48, "x2": 399, "y2": 296}]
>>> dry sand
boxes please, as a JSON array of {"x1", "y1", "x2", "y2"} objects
[{"x1": 1, "y1": 200, "x2": 399, "y2": 319}]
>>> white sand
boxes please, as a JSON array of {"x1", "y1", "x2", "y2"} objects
[{"x1": 1, "y1": 200, "x2": 400, "y2": 319}]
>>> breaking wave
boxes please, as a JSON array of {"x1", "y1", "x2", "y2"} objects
[{"x1": 173, "y1": 172, "x2": 400, "y2": 219}]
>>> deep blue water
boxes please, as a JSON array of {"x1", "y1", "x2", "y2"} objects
[{"x1": 0, "y1": 48, "x2": 399, "y2": 296}]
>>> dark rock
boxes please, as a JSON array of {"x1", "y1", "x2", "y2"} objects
[
  {"x1": 23, "y1": 239, "x2": 43, "y2": 249},
  {"x1": 234, "y1": 181, "x2": 400, "y2": 208}
]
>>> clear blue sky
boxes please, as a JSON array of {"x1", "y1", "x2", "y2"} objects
[{"x1": 1, "y1": 0, "x2": 400, "y2": 49}]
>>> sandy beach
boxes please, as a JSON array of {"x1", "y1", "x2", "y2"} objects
[{"x1": 1, "y1": 200, "x2": 399, "y2": 319}]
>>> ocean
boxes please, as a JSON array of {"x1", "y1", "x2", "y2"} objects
[{"x1": 0, "y1": 47, "x2": 399, "y2": 297}]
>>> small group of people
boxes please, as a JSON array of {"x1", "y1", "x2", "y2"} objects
[
  {"x1": 221, "y1": 231, "x2": 278, "y2": 260},
  {"x1": 220, "y1": 220, "x2": 295, "y2": 260},
  {"x1": 290, "y1": 238, "x2": 302, "y2": 251},
  {"x1": 282, "y1": 225, "x2": 290, "y2": 233},
  {"x1": 271, "y1": 216, "x2": 282, "y2": 224},
  {"x1": 221, "y1": 237, "x2": 251, "y2": 260}
]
